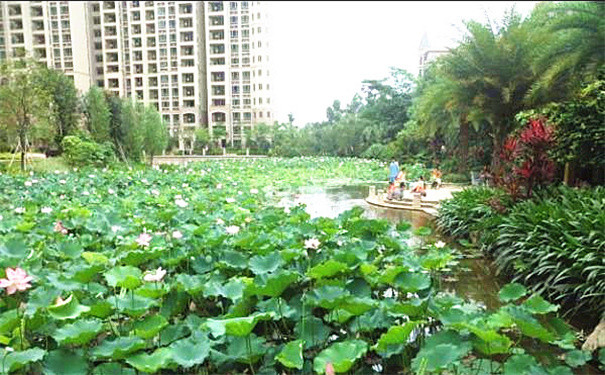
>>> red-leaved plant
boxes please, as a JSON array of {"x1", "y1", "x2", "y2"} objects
[{"x1": 493, "y1": 117, "x2": 556, "y2": 200}]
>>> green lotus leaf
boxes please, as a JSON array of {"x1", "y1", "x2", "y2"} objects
[
  {"x1": 252, "y1": 270, "x2": 299, "y2": 297},
  {"x1": 308, "y1": 285, "x2": 350, "y2": 309},
  {"x1": 307, "y1": 260, "x2": 349, "y2": 279},
  {"x1": 384, "y1": 298, "x2": 427, "y2": 318},
  {"x1": 505, "y1": 306, "x2": 556, "y2": 343},
  {"x1": 71, "y1": 264, "x2": 104, "y2": 283},
  {"x1": 47, "y1": 296, "x2": 91, "y2": 320},
  {"x1": 337, "y1": 296, "x2": 377, "y2": 316},
  {"x1": 257, "y1": 297, "x2": 299, "y2": 320},
  {"x1": 222, "y1": 277, "x2": 252, "y2": 302},
  {"x1": 465, "y1": 324, "x2": 513, "y2": 355},
  {"x1": 393, "y1": 271, "x2": 431, "y2": 292},
  {"x1": 276, "y1": 340, "x2": 305, "y2": 370},
  {"x1": 522, "y1": 294, "x2": 559, "y2": 315},
  {"x1": 176, "y1": 273, "x2": 206, "y2": 295},
  {"x1": 1, "y1": 347, "x2": 46, "y2": 373},
  {"x1": 81, "y1": 251, "x2": 109, "y2": 266},
  {"x1": 249, "y1": 252, "x2": 283, "y2": 274},
  {"x1": 125, "y1": 347, "x2": 174, "y2": 373},
  {"x1": 219, "y1": 250, "x2": 248, "y2": 269},
  {"x1": 57, "y1": 241, "x2": 83, "y2": 259},
  {"x1": 225, "y1": 334, "x2": 266, "y2": 364},
  {"x1": 313, "y1": 339, "x2": 368, "y2": 374},
  {"x1": 104, "y1": 266, "x2": 143, "y2": 289},
  {"x1": 134, "y1": 314, "x2": 168, "y2": 339},
  {"x1": 294, "y1": 316, "x2": 331, "y2": 349},
  {"x1": 0, "y1": 238, "x2": 28, "y2": 260},
  {"x1": 92, "y1": 362, "x2": 136, "y2": 375},
  {"x1": 86, "y1": 301, "x2": 115, "y2": 319},
  {"x1": 168, "y1": 335, "x2": 211, "y2": 368},
  {"x1": 498, "y1": 283, "x2": 528, "y2": 302},
  {"x1": 503, "y1": 354, "x2": 547, "y2": 375},
  {"x1": 0, "y1": 309, "x2": 19, "y2": 335},
  {"x1": 599, "y1": 347, "x2": 605, "y2": 366},
  {"x1": 109, "y1": 294, "x2": 157, "y2": 317},
  {"x1": 205, "y1": 311, "x2": 275, "y2": 338},
  {"x1": 43, "y1": 348, "x2": 88, "y2": 375},
  {"x1": 377, "y1": 266, "x2": 408, "y2": 284},
  {"x1": 564, "y1": 349, "x2": 592, "y2": 368},
  {"x1": 324, "y1": 308, "x2": 355, "y2": 324},
  {"x1": 91, "y1": 336, "x2": 146, "y2": 359},
  {"x1": 52, "y1": 318, "x2": 103, "y2": 346},
  {"x1": 373, "y1": 321, "x2": 424, "y2": 355},
  {"x1": 412, "y1": 330, "x2": 472, "y2": 373}
]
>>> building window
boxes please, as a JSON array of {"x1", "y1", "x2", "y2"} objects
[{"x1": 230, "y1": 16, "x2": 237, "y2": 24}]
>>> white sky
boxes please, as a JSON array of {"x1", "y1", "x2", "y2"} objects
[{"x1": 267, "y1": 1, "x2": 541, "y2": 126}]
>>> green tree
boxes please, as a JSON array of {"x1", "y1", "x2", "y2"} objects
[
  {"x1": 83, "y1": 86, "x2": 111, "y2": 143},
  {"x1": 106, "y1": 94, "x2": 128, "y2": 160},
  {"x1": 140, "y1": 105, "x2": 168, "y2": 164},
  {"x1": 326, "y1": 100, "x2": 343, "y2": 124},
  {"x1": 121, "y1": 100, "x2": 144, "y2": 162},
  {"x1": 0, "y1": 58, "x2": 51, "y2": 170},
  {"x1": 36, "y1": 67, "x2": 80, "y2": 150},
  {"x1": 194, "y1": 127, "x2": 211, "y2": 152}
]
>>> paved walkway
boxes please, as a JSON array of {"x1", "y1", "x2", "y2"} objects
[{"x1": 365, "y1": 185, "x2": 465, "y2": 216}]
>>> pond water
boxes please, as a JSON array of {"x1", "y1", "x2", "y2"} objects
[{"x1": 273, "y1": 184, "x2": 503, "y2": 310}]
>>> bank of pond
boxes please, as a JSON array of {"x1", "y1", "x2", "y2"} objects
[{"x1": 0, "y1": 158, "x2": 602, "y2": 374}]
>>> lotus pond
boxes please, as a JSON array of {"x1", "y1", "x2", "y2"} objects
[{"x1": 0, "y1": 157, "x2": 601, "y2": 374}]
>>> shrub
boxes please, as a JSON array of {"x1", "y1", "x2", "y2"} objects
[
  {"x1": 61, "y1": 135, "x2": 115, "y2": 167},
  {"x1": 491, "y1": 185, "x2": 605, "y2": 316},
  {"x1": 494, "y1": 118, "x2": 556, "y2": 199},
  {"x1": 436, "y1": 187, "x2": 512, "y2": 239},
  {"x1": 443, "y1": 172, "x2": 469, "y2": 184}
]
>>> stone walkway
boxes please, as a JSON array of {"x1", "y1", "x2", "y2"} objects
[{"x1": 365, "y1": 185, "x2": 465, "y2": 216}]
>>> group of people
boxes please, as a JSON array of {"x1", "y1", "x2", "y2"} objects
[{"x1": 387, "y1": 159, "x2": 443, "y2": 200}]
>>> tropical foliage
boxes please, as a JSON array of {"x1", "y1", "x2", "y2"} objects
[{"x1": 438, "y1": 185, "x2": 605, "y2": 320}]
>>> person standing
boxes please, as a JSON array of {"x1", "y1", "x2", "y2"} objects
[{"x1": 388, "y1": 159, "x2": 399, "y2": 184}]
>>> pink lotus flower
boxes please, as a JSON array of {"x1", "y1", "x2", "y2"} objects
[
  {"x1": 0, "y1": 268, "x2": 33, "y2": 295},
  {"x1": 54, "y1": 221, "x2": 68, "y2": 235},
  {"x1": 144, "y1": 267, "x2": 166, "y2": 282},
  {"x1": 326, "y1": 362, "x2": 335, "y2": 375},
  {"x1": 136, "y1": 232, "x2": 153, "y2": 247}
]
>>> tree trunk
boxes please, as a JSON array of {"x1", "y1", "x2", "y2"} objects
[
  {"x1": 458, "y1": 115, "x2": 469, "y2": 173},
  {"x1": 19, "y1": 127, "x2": 26, "y2": 172}
]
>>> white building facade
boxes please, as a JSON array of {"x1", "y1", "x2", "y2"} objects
[{"x1": 0, "y1": 1, "x2": 273, "y2": 151}]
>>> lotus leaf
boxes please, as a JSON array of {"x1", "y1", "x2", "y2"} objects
[
  {"x1": 52, "y1": 319, "x2": 103, "y2": 346},
  {"x1": 313, "y1": 339, "x2": 368, "y2": 374},
  {"x1": 276, "y1": 339, "x2": 305, "y2": 370}
]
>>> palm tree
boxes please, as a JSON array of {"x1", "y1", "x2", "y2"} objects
[
  {"x1": 437, "y1": 10, "x2": 539, "y2": 168},
  {"x1": 528, "y1": 1, "x2": 605, "y2": 103}
]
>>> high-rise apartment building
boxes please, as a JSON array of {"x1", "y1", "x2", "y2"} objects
[
  {"x1": 204, "y1": 0, "x2": 272, "y2": 146},
  {"x1": 0, "y1": 1, "x2": 273, "y2": 151}
]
